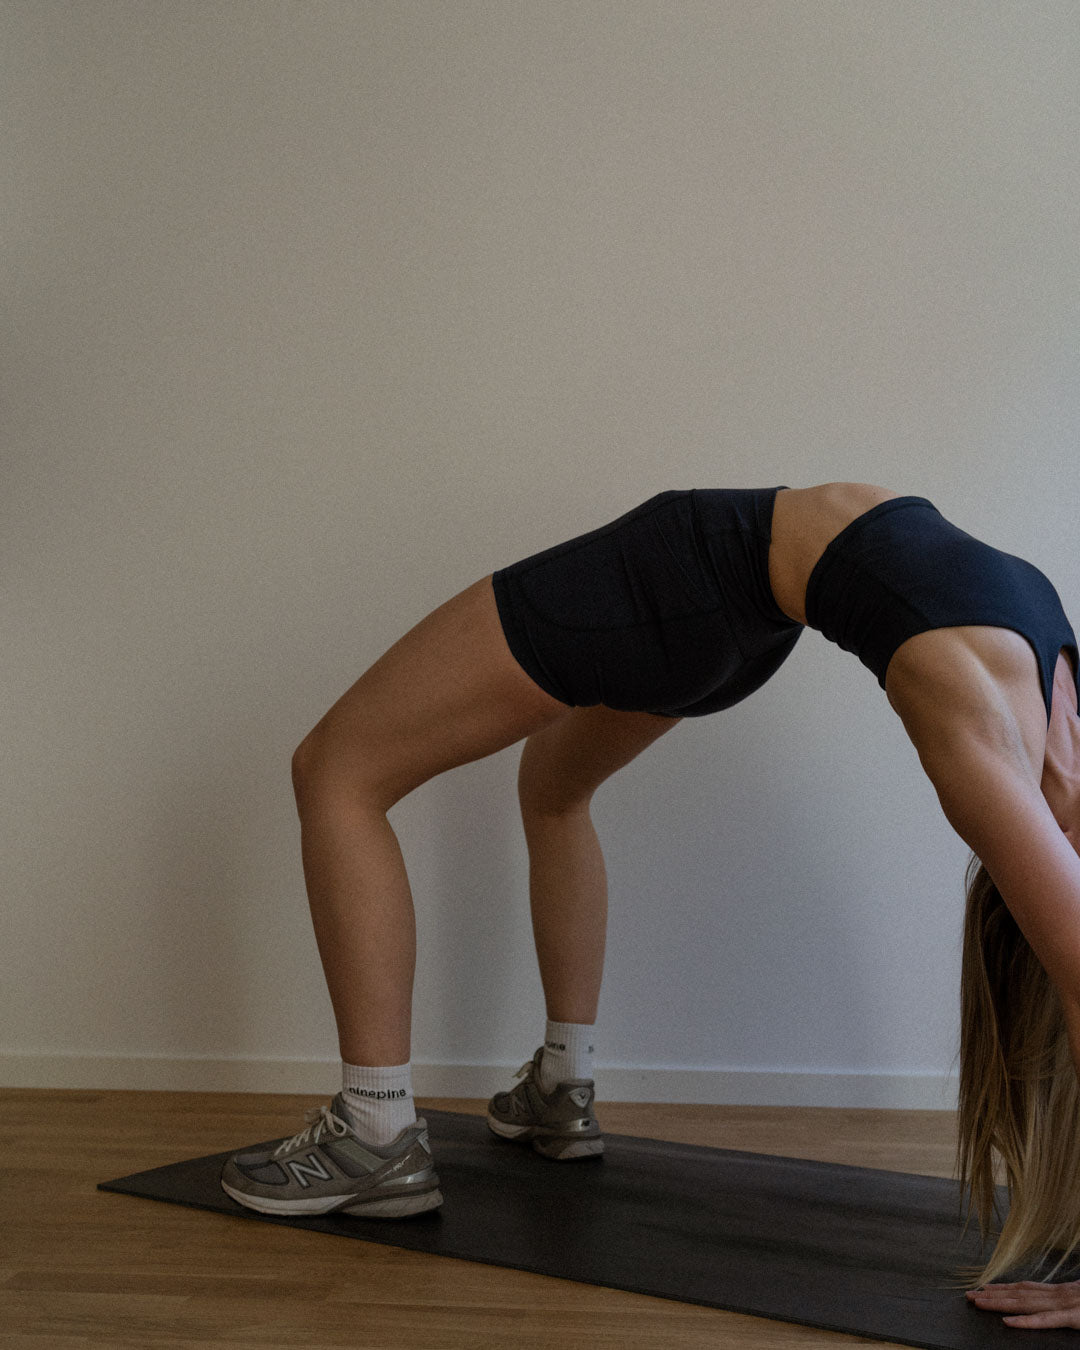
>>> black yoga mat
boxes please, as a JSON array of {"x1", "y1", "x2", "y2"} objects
[{"x1": 99, "y1": 1107, "x2": 1076, "y2": 1349}]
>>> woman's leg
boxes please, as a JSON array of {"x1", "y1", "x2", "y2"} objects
[
  {"x1": 518, "y1": 809, "x2": 608, "y2": 1024},
  {"x1": 291, "y1": 575, "x2": 570, "y2": 1066},
  {"x1": 516, "y1": 705, "x2": 682, "y2": 1024}
]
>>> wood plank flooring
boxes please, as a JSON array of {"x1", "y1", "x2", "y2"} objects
[{"x1": 0, "y1": 1088, "x2": 961, "y2": 1348}]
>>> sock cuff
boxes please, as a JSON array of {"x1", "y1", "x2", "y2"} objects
[
  {"x1": 342, "y1": 1060, "x2": 413, "y2": 1101},
  {"x1": 544, "y1": 1020, "x2": 596, "y2": 1058}
]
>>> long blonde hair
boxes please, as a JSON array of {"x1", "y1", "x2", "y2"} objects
[{"x1": 956, "y1": 853, "x2": 1080, "y2": 1284}]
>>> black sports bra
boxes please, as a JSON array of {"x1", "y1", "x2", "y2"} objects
[{"x1": 803, "y1": 496, "x2": 1079, "y2": 726}]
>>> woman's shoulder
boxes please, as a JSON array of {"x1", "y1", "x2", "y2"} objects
[{"x1": 885, "y1": 627, "x2": 1054, "y2": 789}]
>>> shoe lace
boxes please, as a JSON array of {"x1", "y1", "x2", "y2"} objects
[
  {"x1": 502, "y1": 1058, "x2": 539, "y2": 1116},
  {"x1": 272, "y1": 1104, "x2": 350, "y2": 1158}
]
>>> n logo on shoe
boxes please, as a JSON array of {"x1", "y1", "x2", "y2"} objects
[
  {"x1": 288, "y1": 1153, "x2": 333, "y2": 1188},
  {"x1": 568, "y1": 1088, "x2": 591, "y2": 1109}
]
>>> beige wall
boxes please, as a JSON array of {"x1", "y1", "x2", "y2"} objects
[{"x1": 4, "y1": 0, "x2": 1079, "y2": 1104}]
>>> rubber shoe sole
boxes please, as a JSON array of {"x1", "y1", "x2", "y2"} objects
[
  {"x1": 486, "y1": 1114, "x2": 604, "y2": 1159},
  {"x1": 220, "y1": 1174, "x2": 443, "y2": 1218}
]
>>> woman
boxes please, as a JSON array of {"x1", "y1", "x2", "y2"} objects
[{"x1": 219, "y1": 483, "x2": 1080, "y2": 1329}]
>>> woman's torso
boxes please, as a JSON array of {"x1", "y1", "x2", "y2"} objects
[{"x1": 767, "y1": 482, "x2": 1078, "y2": 793}]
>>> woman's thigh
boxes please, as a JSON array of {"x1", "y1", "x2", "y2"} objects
[{"x1": 296, "y1": 575, "x2": 572, "y2": 809}]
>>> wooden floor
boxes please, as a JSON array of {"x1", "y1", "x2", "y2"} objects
[{"x1": 1, "y1": 1088, "x2": 961, "y2": 1348}]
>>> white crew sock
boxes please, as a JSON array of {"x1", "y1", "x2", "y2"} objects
[
  {"x1": 340, "y1": 1061, "x2": 416, "y2": 1147},
  {"x1": 538, "y1": 1019, "x2": 596, "y2": 1093}
]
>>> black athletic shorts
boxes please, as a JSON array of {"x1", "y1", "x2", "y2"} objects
[{"x1": 491, "y1": 488, "x2": 804, "y2": 718}]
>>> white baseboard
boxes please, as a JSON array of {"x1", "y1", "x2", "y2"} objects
[{"x1": 0, "y1": 1051, "x2": 958, "y2": 1110}]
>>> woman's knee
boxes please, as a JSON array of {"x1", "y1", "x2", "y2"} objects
[
  {"x1": 291, "y1": 732, "x2": 319, "y2": 802},
  {"x1": 292, "y1": 714, "x2": 452, "y2": 816},
  {"x1": 516, "y1": 704, "x2": 679, "y2": 816},
  {"x1": 292, "y1": 728, "x2": 329, "y2": 806},
  {"x1": 291, "y1": 724, "x2": 383, "y2": 810},
  {"x1": 517, "y1": 728, "x2": 595, "y2": 817}
]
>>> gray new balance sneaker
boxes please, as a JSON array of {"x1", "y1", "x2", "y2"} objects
[
  {"x1": 487, "y1": 1045, "x2": 604, "y2": 1159},
  {"x1": 220, "y1": 1093, "x2": 442, "y2": 1218}
]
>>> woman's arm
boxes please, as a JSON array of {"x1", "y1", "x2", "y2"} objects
[{"x1": 932, "y1": 743, "x2": 1080, "y2": 1030}]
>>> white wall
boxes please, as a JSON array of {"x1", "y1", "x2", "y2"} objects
[{"x1": 4, "y1": 0, "x2": 1078, "y2": 1107}]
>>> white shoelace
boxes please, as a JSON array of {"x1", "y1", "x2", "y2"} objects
[
  {"x1": 272, "y1": 1104, "x2": 350, "y2": 1158},
  {"x1": 504, "y1": 1060, "x2": 538, "y2": 1116}
]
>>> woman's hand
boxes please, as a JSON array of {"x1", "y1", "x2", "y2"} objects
[{"x1": 967, "y1": 1280, "x2": 1080, "y2": 1329}]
